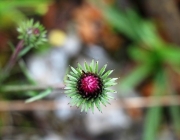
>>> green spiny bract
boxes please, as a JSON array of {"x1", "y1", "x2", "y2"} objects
[{"x1": 64, "y1": 60, "x2": 117, "y2": 113}]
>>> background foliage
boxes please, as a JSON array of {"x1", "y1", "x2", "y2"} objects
[{"x1": 0, "y1": 0, "x2": 180, "y2": 140}]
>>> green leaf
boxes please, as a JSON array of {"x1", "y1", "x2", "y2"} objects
[
  {"x1": 120, "y1": 64, "x2": 152, "y2": 91},
  {"x1": 25, "y1": 88, "x2": 52, "y2": 103},
  {"x1": 144, "y1": 106, "x2": 162, "y2": 140},
  {"x1": 159, "y1": 46, "x2": 180, "y2": 65},
  {"x1": 26, "y1": 91, "x2": 37, "y2": 96},
  {"x1": 18, "y1": 44, "x2": 34, "y2": 58},
  {"x1": 144, "y1": 71, "x2": 165, "y2": 140},
  {"x1": 140, "y1": 21, "x2": 164, "y2": 48},
  {"x1": 128, "y1": 46, "x2": 150, "y2": 63},
  {"x1": 103, "y1": 7, "x2": 136, "y2": 40}
]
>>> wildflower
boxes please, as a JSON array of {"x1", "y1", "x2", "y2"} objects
[
  {"x1": 65, "y1": 60, "x2": 117, "y2": 113},
  {"x1": 17, "y1": 19, "x2": 47, "y2": 47}
]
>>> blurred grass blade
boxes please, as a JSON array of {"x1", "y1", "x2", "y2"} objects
[
  {"x1": 18, "y1": 45, "x2": 34, "y2": 58},
  {"x1": 144, "y1": 71, "x2": 165, "y2": 140},
  {"x1": 160, "y1": 46, "x2": 180, "y2": 65},
  {"x1": 120, "y1": 64, "x2": 152, "y2": 91},
  {"x1": 169, "y1": 105, "x2": 180, "y2": 137},
  {"x1": 25, "y1": 88, "x2": 52, "y2": 103},
  {"x1": 103, "y1": 6, "x2": 136, "y2": 40},
  {"x1": 144, "y1": 106, "x2": 162, "y2": 140},
  {"x1": 128, "y1": 46, "x2": 150, "y2": 63},
  {"x1": 139, "y1": 21, "x2": 163, "y2": 48}
]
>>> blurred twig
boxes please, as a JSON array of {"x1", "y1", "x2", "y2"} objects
[{"x1": 0, "y1": 95, "x2": 179, "y2": 111}]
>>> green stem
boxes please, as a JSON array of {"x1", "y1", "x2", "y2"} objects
[
  {"x1": 0, "y1": 84, "x2": 65, "y2": 92},
  {"x1": 5, "y1": 40, "x2": 24, "y2": 72},
  {"x1": 0, "y1": 40, "x2": 24, "y2": 84}
]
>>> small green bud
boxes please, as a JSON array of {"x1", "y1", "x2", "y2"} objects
[{"x1": 17, "y1": 19, "x2": 47, "y2": 47}]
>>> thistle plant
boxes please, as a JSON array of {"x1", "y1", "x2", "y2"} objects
[
  {"x1": 17, "y1": 19, "x2": 47, "y2": 48},
  {"x1": 0, "y1": 19, "x2": 47, "y2": 84},
  {"x1": 65, "y1": 60, "x2": 117, "y2": 113},
  {"x1": 0, "y1": 18, "x2": 118, "y2": 113}
]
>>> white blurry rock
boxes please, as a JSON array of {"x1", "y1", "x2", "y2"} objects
[
  {"x1": 63, "y1": 34, "x2": 82, "y2": 57},
  {"x1": 28, "y1": 32, "x2": 81, "y2": 85},
  {"x1": 84, "y1": 101, "x2": 131, "y2": 135},
  {"x1": 158, "y1": 125, "x2": 174, "y2": 140},
  {"x1": 55, "y1": 96, "x2": 73, "y2": 121},
  {"x1": 84, "y1": 44, "x2": 118, "y2": 70},
  {"x1": 43, "y1": 132, "x2": 63, "y2": 140},
  {"x1": 27, "y1": 48, "x2": 68, "y2": 85}
]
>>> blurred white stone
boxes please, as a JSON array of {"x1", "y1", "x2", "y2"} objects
[
  {"x1": 55, "y1": 96, "x2": 74, "y2": 121},
  {"x1": 27, "y1": 32, "x2": 82, "y2": 85},
  {"x1": 27, "y1": 48, "x2": 68, "y2": 85},
  {"x1": 84, "y1": 44, "x2": 118, "y2": 70},
  {"x1": 85, "y1": 102, "x2": 131, "y2": 135},
  {"x1": 63, "y1": 34, "x2": 82, "y2": 57},
  {"x1": 158, "y1": 126, "x2": 174, "y2": 140},
  {"x1": 43, "y1": 132, "x2": 63, "y2": 140}
]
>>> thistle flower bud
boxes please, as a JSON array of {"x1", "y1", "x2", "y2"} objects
[
  {"x1": 17, "y1": 19, "x2": 47, "y2": 47},
  {"x1": 65, "y1": 60, "x2": 117, "y2": 113}
]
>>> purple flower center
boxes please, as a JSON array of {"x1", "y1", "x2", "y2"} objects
[
  {"x1": 78, "y1": 72, "x2": 103, "y2": 99},
  {"x1": 33, "y1": 28, "x2": 40, "y2": 35},
  {"x1": 27, "y1": 28, "x2": 40, "y2": 35},
  {"x1": 81, "y1": 75, "x2": 99, "y2": 93}
]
